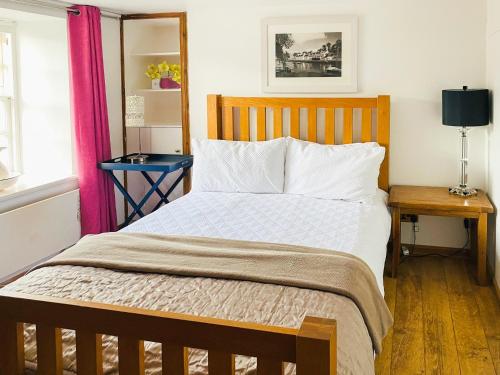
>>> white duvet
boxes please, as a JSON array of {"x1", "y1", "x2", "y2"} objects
[{"x1": 123, "y1": 190, "x2": 391, "y2": 293}]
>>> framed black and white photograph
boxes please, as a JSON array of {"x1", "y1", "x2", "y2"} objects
[{"x1": 262, "y1": 16, "x2": 358, "y2": 93}]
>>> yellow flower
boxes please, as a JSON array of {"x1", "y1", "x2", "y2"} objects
[
  {"x1": 158, "y1": 61, "x2": 170, "y2": 74},
  {"x1": 145, "y1": 64, "x2": 160, "y2": 80},
  {"x1": 145, "y1": 62, "x2": 181, "y2": 81}
]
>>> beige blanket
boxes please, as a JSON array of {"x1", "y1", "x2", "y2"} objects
[{"x1": 35, "y1": 232, "x2": 392, "y2": 353}]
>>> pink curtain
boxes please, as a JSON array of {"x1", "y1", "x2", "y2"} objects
[{"x1": 67, "y1": 5, "x2": 117, "y2": 235}]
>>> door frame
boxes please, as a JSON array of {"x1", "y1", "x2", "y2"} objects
[{"x1": 120, "y1": 12, "x2": 191, "y2": 217}]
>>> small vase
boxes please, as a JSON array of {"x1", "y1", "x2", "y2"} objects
[
  {"x1": 151, "y1": 78, "x2": 160, "y2": 90},
  {"x1": 160, "y1": 77, "x2": 181, "y2": 89}
]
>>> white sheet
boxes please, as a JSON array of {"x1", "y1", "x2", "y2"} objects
[{"x1": 123, "y1": 190, "x2": 391, "y2": 293}]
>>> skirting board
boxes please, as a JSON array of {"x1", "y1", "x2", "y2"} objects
[
  {"x1": 489, "y1": 262, "x2": 500, "y2": 301},
  {"x1": 0, "y1": 250, "x2": 63, "y2": 287},
  {"x1": 401, "y1": 243, "x2": 469, "y2": 255},
  {"x1": 493, "y1": 276, "x2": 500, "y2": 301}
]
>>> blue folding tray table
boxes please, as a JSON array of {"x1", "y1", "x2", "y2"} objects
[{"x1": 98, "y1": 153, "x2": 193, "y2": 228}]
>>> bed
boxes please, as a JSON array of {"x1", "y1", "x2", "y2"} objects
[{"x1": 0, "y1": 94, "x2": 391, "y2": 375}]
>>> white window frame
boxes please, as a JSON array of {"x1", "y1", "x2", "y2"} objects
[{"x1": 0, "y1": 21, "x2": 21, "y2": 173}]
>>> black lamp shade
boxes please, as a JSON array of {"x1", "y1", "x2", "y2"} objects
[{"x1": 442, "y1": 88, "x2": 489, "y2": 127}]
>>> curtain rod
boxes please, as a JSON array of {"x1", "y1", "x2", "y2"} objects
[{"x1": 2, "y1": 0, "x2": 122, "y2": 19}]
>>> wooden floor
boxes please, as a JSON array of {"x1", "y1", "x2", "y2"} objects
[{"x1": 375, "y1": 255, "x2": 500, "y2": 374}]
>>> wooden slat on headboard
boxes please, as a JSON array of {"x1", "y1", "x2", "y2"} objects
[{"x1": 207, "y1": 95, "x2": 391, "y2": 191}]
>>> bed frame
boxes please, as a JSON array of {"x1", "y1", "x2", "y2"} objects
[{"x1": 0, "y1": 94, "x2": 390, "y2": 375}]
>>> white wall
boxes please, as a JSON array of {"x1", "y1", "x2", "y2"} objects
[
  {"x1": 0, "y1": 0, "x2": 492, "y2": 269},
  {"x1": 486, "y1": 0, "x2": 500, "y2": 286},
  {"x1": 0, "y1": 189, "x2": 80, "y2": 281},
  {"x1": 0, "y1": 5, "x2": 123, "y2": 278},
  {"x1": 2, "y1": 0, "x2": 489, "y2": 250},
  {"x1": 0, "y1": 7, "x2": 81, "y2": 280},
  {"x1": 0, "y1": 5, "x2": 124, "y2": 222},
  {"x1": 186, "y1": 0, "x2": 487, "y2": 248},
  {"x1": 101, "y1": 17, "x2": 124, "y2": 224}
]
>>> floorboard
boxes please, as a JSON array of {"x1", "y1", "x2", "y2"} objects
[
  {"x1": 419, "y1": 257, "x2": 460, "y2": 374},
  {"x1": 445, "y1": 258, "x2": 495, "y2": 374},
  {"x1": 466, "y1": 263, "x2": 500, "y2": 373},
  {"x1": 390, "y1": 259, "x2": 425, "y2": 374},
  {"x1": 377, "y1": 256, "x2": 499, "y2": 375},
  {"x1": 375, "y1": 276, "x2": 396, "y2": 375}
]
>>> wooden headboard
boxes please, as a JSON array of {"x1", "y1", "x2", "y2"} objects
[{"x1": 207, "y1": 94, "x2": 390, "y2": 191}]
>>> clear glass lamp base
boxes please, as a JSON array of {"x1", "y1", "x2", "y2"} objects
[{"x1": 449, "y1": 185, "x2": 477, "y2": 197}]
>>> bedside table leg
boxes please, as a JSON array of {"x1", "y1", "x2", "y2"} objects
[
  {"x1": 477, "y1": 213, "x2": 488, "y2": 286},
  {"x1": 392, "y1": 207, "x2": 401, "y2": 278},
  {"x1": 470, "y1": 220, "x2": 478, "y2": 260}
]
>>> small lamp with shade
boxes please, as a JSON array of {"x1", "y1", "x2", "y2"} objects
[
  {"x1": 442, "y1": 86, "x2": 490, "y2": 197},
  {"x1": 125, "y1": 95, "x2": 149, "y2": 163}
]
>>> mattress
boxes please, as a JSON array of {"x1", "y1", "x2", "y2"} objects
[
  {"x1": 5, "y1": 191, "x2": 391, "y2": 374},
  {"x1": 123, "y1": 190, "x2": 391, "y2": 293}
]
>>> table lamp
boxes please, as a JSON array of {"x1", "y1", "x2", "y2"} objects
[
  {"x1": 442, "y1": 86, "x2": 489, "y2": 197},
  {"x1": 125, "y1": 95, "x2": 148, "y2": 163}
]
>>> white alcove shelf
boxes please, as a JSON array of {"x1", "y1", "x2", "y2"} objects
[{"x1": 121, "y1": 13, "x2": 189, "y2": 214}]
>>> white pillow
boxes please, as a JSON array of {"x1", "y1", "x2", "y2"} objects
[
  {"x1": 192, "y1": 138, "x2": 286, "y2": 193},
  {"x1": 284, "y1": 137, "x2": 385, "y2": 202}
]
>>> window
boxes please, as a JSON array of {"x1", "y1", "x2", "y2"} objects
[
  {"x1": 0, "y1": 10, "x2": 73, "y2": 189},
  {"x1": 0, "y1": 26, "x2": 17, "y2": 172}
]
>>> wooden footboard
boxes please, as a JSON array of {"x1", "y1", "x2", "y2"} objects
[{"x1": 0, "y1": 291, "x2": 336, "y2": 375}]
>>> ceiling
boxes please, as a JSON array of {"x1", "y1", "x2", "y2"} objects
[
  {"x1": 11, "y1": 0, "x2": 338, "y2": 18},
  {"x1": 40, "y1": 0, "x2": 336, "y2": 15},
  {"x1": 0, "y1": 6, "x2": 59, "y2": 21},
  {"x1": 60, "y1": 0, "x2": 328, "y2": 13},
  {"x1": 68, "y1": 0, "x2": 187, "y2": 14}
]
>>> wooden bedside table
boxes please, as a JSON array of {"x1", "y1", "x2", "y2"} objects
[{"x1": 388, "y1": 185, "x2": 494, "y2": 285}]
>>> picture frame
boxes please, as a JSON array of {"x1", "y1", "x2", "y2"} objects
[{"x1": 262, "y1": 15, "x2": 358, "y2": 93}]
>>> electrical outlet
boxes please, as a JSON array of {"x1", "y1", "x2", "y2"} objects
[
  {"x1": 413, "y1": 223, "x2": 420, "y2": 232},
  {"x1": 402, "y1": 246, "x2": 410, "y2": 256},
  {"x1": 401, "y1": 214, "x2": 418, "y2": 223}
]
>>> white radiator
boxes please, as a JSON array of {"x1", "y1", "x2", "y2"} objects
[{"x1": 0, "y1": 189, "x2": 81, "y2": 281}]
